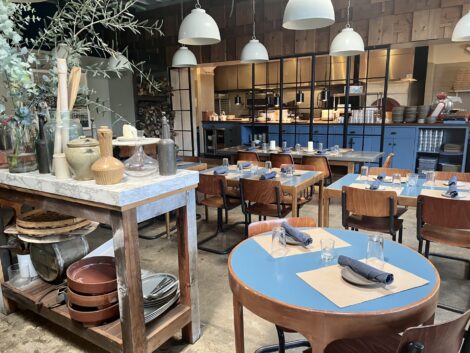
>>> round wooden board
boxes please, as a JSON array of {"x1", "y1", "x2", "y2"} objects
[
  {"x1": 16, "y1": 219, "x2": 92, "y2": 236},
  {"x1": 16, "y1": 209, "x2": 86, "y2": 229}
]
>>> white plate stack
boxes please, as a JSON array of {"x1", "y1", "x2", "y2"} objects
[{"x1": 142, "y1": 273, "x2": 180, "y2": 324}]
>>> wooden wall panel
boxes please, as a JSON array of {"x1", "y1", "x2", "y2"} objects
[
  {"x1": 412, "y1": 8, "x2": 442, "y2": 41},
  {"x1": 295, "y1": 30, "x2": 316, "y2": 54},
  {"x1": 264, "y1": 31, "x2": 284, "y2": 57},
  {"x1": 369, "y1": 13, "x2": 413, "y2": 45},
  {"x1": 210, "y1": 40, "x2": 227, "y2": 63}
]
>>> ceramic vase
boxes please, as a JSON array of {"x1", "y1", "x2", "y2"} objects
[
  {"x1": 65, "y1": 136, "x2": 100, "y2": 180},
  {"x1": 92, "y1": 126, "x2": 124, "y2": 185}
]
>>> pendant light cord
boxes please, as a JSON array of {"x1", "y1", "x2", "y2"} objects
[
  {"x1": 346, "y1": 0, "x2": 351, "y2": 28},
  {"x1": 252, "y1": 0, "x2": 256, "y2": 39},
  {"x1": 195, "y1": 0, "x2": 201, "y2": 9},
  {"x1": 181, "y1": 0, "x2": 184, "y2": 21}
]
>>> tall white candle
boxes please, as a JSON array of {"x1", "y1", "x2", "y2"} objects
[
  {"x1": 308, "y1": 141, "x2": 314, "y2": 151},
  {"x1": 269, "y1": 140, "x2": 276, "y2": 150}
]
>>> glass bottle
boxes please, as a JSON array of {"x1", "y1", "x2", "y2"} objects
[{"x1": 124, "y1": 130, "x2": 159, "y2": 177}]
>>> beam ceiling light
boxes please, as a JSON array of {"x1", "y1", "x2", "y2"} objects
[
  {"x1": 452, "y1": 11, "x2": 470, "y2": 42},
  {"x1": 172, "y1": 46, "x2": 197, "y2": 67},
  {"x1": 178, "y1": 1, "x2": 221, "y2": 46},
  {"x1": 282, "y1": 0, "x2": 335, "y2": 30},
  {"x1": 241, "y1": 0, "x2": 269, "y2": 63},
  {"x1": 329, "y1": 0, "x2": 364, "y2": 57}
]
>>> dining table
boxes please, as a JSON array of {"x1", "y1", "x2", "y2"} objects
[
  {"x1": 229, "y1": 228, "x2": 440, "y2": 353},
  {"x1": 322, "y1": 173, "x2": 470, "y2": 226},
  {"x1": 215, "y1": 146, "x2": 384, "y2": 173},
  {"x1": 200, "y1": 165, "x2": 325, "y2": 225}
]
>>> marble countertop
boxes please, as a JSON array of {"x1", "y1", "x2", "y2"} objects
[{"x1": 0, "y1": 169, "x2": 199, "y2": 207}]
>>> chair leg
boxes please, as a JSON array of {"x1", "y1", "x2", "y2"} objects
[
  {"x1": 254, "y1": 326, "x2": 311, "y2": 353},
  {"x1": 225, "y1": 209, "x2": 229, "y2": 224},
  {"x1": 424, "y1": 241, "x2": 430, "y2": 258},
  {"x1": 258, "y1": 215, "x2": 262, "y2": 222},
  {"x1": 392, "y1": 232, "x2": 396, "y2": 242},
  {"x1": 398, "y1": 226, "x2": 403, "y2": 244},
  {"x1": 205, "y1": 205, "x2": 209, "y2": 222}
]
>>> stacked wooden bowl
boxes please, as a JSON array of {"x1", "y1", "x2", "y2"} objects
[{"x1": 66, "y1": 256, "x2": 119, "y2": 326}]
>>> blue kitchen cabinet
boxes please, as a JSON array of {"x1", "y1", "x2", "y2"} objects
[{"x1": 383, "y1": 127, "x2": 417, "y2": 170}]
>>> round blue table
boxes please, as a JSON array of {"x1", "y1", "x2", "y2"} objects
[{"x1": 228, "y1": 228, "x2": 440, "y2": 353}]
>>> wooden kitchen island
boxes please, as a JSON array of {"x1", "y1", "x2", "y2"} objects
[{"x1": 0, "y1": 169, "x2": 201, "y2": 353}]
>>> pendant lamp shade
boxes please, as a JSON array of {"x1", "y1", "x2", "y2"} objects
[
  {"x1": 452, "y1": 11, "x2": 470, "y2": 42},
  {"x1": 274, "y1": 95, "x2": 281, "y2": 107},
  {"x1": 330, "y1": 27, "x2": 364, "y2": 57},
  {"x1": 240, "y1": 39, "x2": 269, "y2": 63},
  {"x1": 178, "y1": 8, "x2": 221, "y2": 46},
  {"x1": 296, "y1": 91, "x2": 304, "y2": 104},
  {"x1": 172, "y1": 46, "x2": 197, "y2": 67},
  {"x1": 235, "y1": 95, "x2": 242, "y2": 105},
  {"x1": 283, "y1": 0, "x2": 335, "y2": 30}
]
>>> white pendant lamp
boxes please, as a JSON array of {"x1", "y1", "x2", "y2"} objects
[
  {"x1": 452, "y1": 10, "x2": 470, "y2": 42},
  {"x1": 241, "y1": 0, "x2": 269, "y2": 63},
  {"x1": 178, "y1": 0, "x2": 220, "y2": 46},
  {"x1": 283, "y1": 0, "x2": 335, "y2": 30},
  {"x1": 172, "y1": 46, "x2": 197, "y2": 67},
  {"x1": 330, "y1": 0, "x2": 364, "y2": 57}
]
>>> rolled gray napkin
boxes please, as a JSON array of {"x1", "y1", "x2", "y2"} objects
[
  {"x1": 370, "y1": 179, "x2": 381, "y2": 190},
  {"x1": 260, "y1": 171, "x2": 276, "y2": 180},
  {"x1": 446, "y1": 183, "x2": 459, "y2": 198},
  {"x1": 241, "y1": 162, "x2": 251, "y2": 168},
  {"x1": 281, "y1": 222, "x2": 313, "y2": 247},
  {"x1": 281, "y1": 147, "x2": 291, "y2": 153},
  {"x1": 214, "y1": 166, "x2": 228, "y2": 175},
  {"x1": 338, "y1": 255, "x2": 394, "y2": 285},
  {"x1": 377, "y1": 172, "x2": 387, "y2": 181},
  {"x1": 448, "y1": 176, "x2": 458, "y2": 186},
  {"x1": 247, "y1": 146, "x2": 257, "y2": 152}
]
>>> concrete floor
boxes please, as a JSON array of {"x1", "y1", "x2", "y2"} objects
[{"x1": 0, "y1": 193, "x2": 469, "y2": 353}]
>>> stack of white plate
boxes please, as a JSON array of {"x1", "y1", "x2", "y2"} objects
[{"x1": 142, "y1": 273, "x2": 180, "y2": 324}]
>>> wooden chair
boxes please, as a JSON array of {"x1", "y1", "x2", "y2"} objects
[
  {"x1": 382, "y1": 153, "x2": 395, "y2": 168},
  {"x1": 248, "y1": 217, "x2": 316, "y2": 237},
  {"x1": 302, "y1": 155, "x2": 333, "y2": 185},
  {"x1": 325, "y1": 309, "x2": 470, "y2": 353},
  {"x1": 369, "y1": 167, "x2": 411, "y2": 177},
  {"x1": 270, "y1": 153, "x2": 294, "y2": 168},
  {"x1": 196, "y1": 174, "x2": 241, "y2": 254},
  {"x1": 342, "y1": 186, "x2": 404, "y2": 243},
  {"x1": 249, "y1": 217, "x2": 316, "y2": 353},
  {"x1": 434, "y1": 171, "x2": 470, "y2": 182},
  {"x1": 237, "y1": 151, "x2": 259, "y2": 162},
  {"x1": 180, "y1": 155, "x2": 200, "y2": 162},
  {"x1": 240, "y1": 179, "x2": 292, "y2": 236},
  {"x1": 417, "y1": 195, "x2": 470, "y2": 313}
]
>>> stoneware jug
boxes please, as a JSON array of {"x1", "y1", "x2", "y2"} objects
[
  {"x1": 65, "y1": 136, "x2": 100, "y2": 180},
  {"x1": 91, "y1": 126, "x2": 124, "y2": 185}
]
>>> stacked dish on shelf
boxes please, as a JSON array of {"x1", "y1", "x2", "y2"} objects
[
  {"x1": 66, "y1": 256, "x2": 119, "y2": 327},
  {"x1": 417, "y1": 105, "x2": 430, "y2": 123},
  {"x1": 142, "y1": 273, "x2": 180, "y2": 324},
  {"x1": 392, "y1": 106, "x2": 405, "y2": 123},
  {"x1": 404, "y1": 106, "x2": 417, "y2": 123}
]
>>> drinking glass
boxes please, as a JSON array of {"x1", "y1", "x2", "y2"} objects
[
  {"x1": 282, "y1": 141, "x2": 287, "y2": 150},
  {"x1": 262, "y1": 143, "x2": 268, "y2": 152},
  {"x1": 407, "y1": 173, "x2": 419, "y2": 187},
  {"x1": 360, "y1": 165, "x2": 369, "y2": 180},
  {"x1": 318, "y1": 142, "x2": 323, "y2": 152},
  {"x1": 222, "y1": 158, "x2": 229, "y2": 168},
  {"x1": 237, "y1": 161, "x2": 244, "y2": 174},
  {"x1": 265, "y1": 161, "x2": 272, "y2": 172},
  {"x1": 251, "y1": 140, "x2": 256, "y2": 148},
  {"x1": 295, "y1": 144, "x2": 301, "y2": 153},
  {"x1": 425, "y1": 170, "x2": 435, "y2": 185},
  {"x1": 8, "y1": 263, "x2": 30, "y2": 288},
  {"x1": 271, "y1": 227, "x2": 286, "y2": 257},
  {"x1": 286, "y1": 164, "x2": 294, "y2": 177},
  {"x1": 392, "y1": 173, "x2": 402, "y2": 185},
  {"x1": 320, "y1": 238, "x2": 335, "y2": 262},
  {"x1": 367, "y1": 235, "x2": 384, "y2": 265},
  {"x1": 333, "y1": 145, "x2": 340, "y2": 155}
]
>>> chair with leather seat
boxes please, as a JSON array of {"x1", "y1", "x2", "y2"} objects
[
  {"x1": 240, "y1": 179, "x2": 292, "y2": 236},
  {"x1": 196, "y1": 174, "x2": 242, "y2": 254},
  {"x1": 248, "y1": 217, "x2": 317, "y2": 353},
  {"x1": 342, "y1": 186, "x2": 404, "y2": 243},
  {"x1": 382, "y1": 153, "x2": 395, "y2": 168},
  {"x1": 237, "y1": 151, "x2": 260, "y2": 162},
  {"x1": 434, "y1": 171, "x2": 470, "y2": 182},
  {"x1": 417, "y1": 194, "x2": 470, "y2": 312},
  {"x1": 325, "y1": 309, "x2": 470, "y2": 353},
  {"x1": 302, "y1": 155, "x2": 333, "y2": 185},
  {"x1": 369, "y1": 167, "x2": 411, "y2": 177},
  {"x1": 270, "y1": 153, "x2": 294, "y2": 168},
  {"x1": 283, "y1": 164, "x2": 320, "y2": 216}
]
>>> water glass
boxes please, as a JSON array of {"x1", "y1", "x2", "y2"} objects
[
  {"x1": 286, "y1": 164, "x2": 294, "y2": 177},
  {"x1": 237, "y1": 161, "x2": 244, "y2": 174},
  {"x1": 8, "y1": 263, "x2": 30, "y2": 288},
  {"x1": 407, "y1": 173, "x2": 419, "y2": 187},
  {"x1": 262, "y1": 142, "x2": 268, "y2": 152},
  {"x1": 333, "y1": 145, "x2": 340, "y2": 155},
  {"x1": 392, "y1": 173, "x2": 402, "y2": 185},
  {"x1": 295, "y1": 144, "x2": 301, "y2": 153},
  {"x1": 425, "y1": 170, "x2": 435, "y2": 185},
  {"x1": 222, "y1": 158, "x2": 229, "y2": 168},
  {"x1": 251, "y1": 140, "x2": 256, "y2": 148},
  {"x1": 360, "y1": 165, "x2": 369, "y2": 180},
  {"x1": 320, "y1": 238, "x2": 335, "y2": 262},
  {"x1": 271, "y1": 227, "x2": 287, "y2": 257},
  {"x1": 282, "y1": 141, "x2": 287, "y2": 149},
  {"x1": 265, "y1": 161, "x2": 272, "y2": 172},
  {"x1": 366, "y1": 235, "x2": 384, "y2": 265},
  {"x1": 318, "y1": 142, "x2": 323, "y2": 152}
]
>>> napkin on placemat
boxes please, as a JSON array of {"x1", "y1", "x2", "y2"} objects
[
  {"x1": 240, "y1": 162, "x2": 251, "y2": 168},
  {"x1": 446, "y1": 183, "x2": 459, "y2": 198},
  {"x1": 281, "y1": 147, "x2": 291, "y2": 153},
  {"x1": 369, "y1": 179, "x2": 381, "y2": 190},
  {"x1": 338, "y1": 255, "x2": 394, "y2": 285},
  {"x1": 281, "y1": 222, "x2": 313, "y2": 247},
  {"x1": 214, "y1": 167, "x2": 228, "y2": 175},
  {"x1": 176, "y1": 157, "x2": 183, "y2": 162},
  {"x1": 377, "y1": 172, "x2": 387, "y2": 181},
  {"x1": 247, "y1": 146, "x2": 257, "y2": 152},
  {"x1": 260, "y1": 171, "x2": 277, "y2": 180}
]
